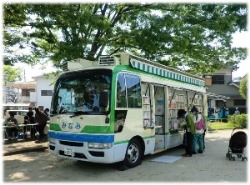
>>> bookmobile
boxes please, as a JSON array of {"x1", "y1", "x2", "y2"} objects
[{"x1": 48, "y1": 52, "x2": 207, "y2": 169}]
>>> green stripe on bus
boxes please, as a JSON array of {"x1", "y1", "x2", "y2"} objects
[
  {"x1": 50, "y1": 123, "x2": 61, "y2": 131},
  {"x1": 81, "y1": 126, "x2": 112, "y2": 133}
]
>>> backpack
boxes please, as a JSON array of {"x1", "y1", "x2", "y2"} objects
[{"x1": 195, "y1": 118, "x2": 204, "y2": 130}]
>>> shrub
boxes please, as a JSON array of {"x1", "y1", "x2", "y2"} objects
[{"x1": 228, "y1": 114, "x2": 247, "y2": 128}]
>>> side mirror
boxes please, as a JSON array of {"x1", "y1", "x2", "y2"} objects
[{"x1": 99, "y1": 91, "x2": 109, "y2": 108}]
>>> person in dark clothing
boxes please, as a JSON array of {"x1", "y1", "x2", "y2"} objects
[
  {"x1": 27, "y1": 107, "x2": 35, "y2": 123},
  {"x1": 26, "y1": 107, "x2": 36, "y2": 138},
  {"x1": 23, "y1": 116, "x2": 29, "y2": 134},
  {"x1": 34, "y1": 107, "x2": 49, "y2": 140},
  {"x1": 43, "y1": 108, "x2": 50, "y2": 118},
  {"x1": 177, "y1": 106, "x2": 197, "y2": 157},
  {"x1": 4, "y1": 113, "x2": 18, "y2": 140}
]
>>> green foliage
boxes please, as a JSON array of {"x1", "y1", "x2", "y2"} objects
[
  {"x1": 228, "y1": 114, "x2": 247, "y2": 128},
  {"x1": 3, "y1": 4, "x2": 37, "y2": 65},
  {"x1": 239, "y1": 75, "x2": 247, "y2": 99},
  {"x1": 208, "y1": 121, "x2": 235, "y2": 130},
  {"x1": 3, "y1": 3, "x2": 247, "y2": 74},
  {"x1": 3, "y1": 65, "x2": 22, "y2": 84}
]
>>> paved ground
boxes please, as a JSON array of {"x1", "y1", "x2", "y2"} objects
[
  {"x1": 2, "y1": 129, "x2": 248, "y2": 182},
  {"x1": 3, "y1": 138, "x2": 48, "y2": 156}
]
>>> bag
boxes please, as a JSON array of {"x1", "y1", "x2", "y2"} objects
[
  {"x1": 17, "y1": 133, "x2": 27, "y2": 139},
  {"x1": 195, "y1": 118, "x2": 204, "y2": 130}
]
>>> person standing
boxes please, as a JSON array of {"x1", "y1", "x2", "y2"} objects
[
  {"x1": 177, "y1": 107, "x2": 196, "y2": 157},
  {"x1": 192, "y1": 112, "x2": 206, "y2": 154},
  {"x1": 27, "y1": 107, "x2": 35, "y2": 123},
  {"x1": 235, "y1": 107, "x2": 240, "y2": 114},
  {"x1": 23, "y1": 116, "x2": 29, "y2": 135},
  {"x1": 43, "y1": 108, "x2": 50, "y2": 118},
  {"x1": 34, "y1": 107, "x2": 49, "y2": 140},
  {"x1": 26, "y1": 107, "x2": 36, "y2": 138}
]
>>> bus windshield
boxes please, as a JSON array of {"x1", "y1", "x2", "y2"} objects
[{"x1": 51, "y1": 69, "x2": 112, "y2": 115}]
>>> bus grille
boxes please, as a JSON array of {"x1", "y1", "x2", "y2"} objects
[{"x1": 59, "y1": 140, "x2": 83, "y2": 147}]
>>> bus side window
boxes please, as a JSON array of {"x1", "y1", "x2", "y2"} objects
[
  {"x1": 116, "y1": 73, "x2": 127, "y2": 108},
  {"x1": 116, "y1": 73, "x2": 142, "y2": 108},
  {"x1": 125, "y1": 74, "x2": 142, "y2": 108}
]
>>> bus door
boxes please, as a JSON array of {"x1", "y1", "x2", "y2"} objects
[{"x1": 154, "y1": 85, "x2": 166, "y2": 152}]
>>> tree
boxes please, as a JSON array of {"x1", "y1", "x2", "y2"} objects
[
  {"x1": 239, "y1": 75, "x2": 247, "y2": 99},
  {"x1": 3, "y1": 65, "x2": 22, "y2": 103},
  {"x1": 3, "y1": 65, "x2": 22, "y2": 85},
  {"x1": 3, "y1": 3, "x2": 247, "y2": 75}
]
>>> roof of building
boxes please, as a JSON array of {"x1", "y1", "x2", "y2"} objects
[
  {"x1": 6, "y1": 81, "x2": 36, "y2": 89},
  {"x1": 228, "y1": 82, "x2": 240, "y2": 88}
]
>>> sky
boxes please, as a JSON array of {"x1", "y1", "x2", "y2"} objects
[
  {"x1": 14, "y1": 62, "x2": 57, "y2": 82},
  {"x1": 231, "y1": 31, "x2": 249, "y2": 78}
]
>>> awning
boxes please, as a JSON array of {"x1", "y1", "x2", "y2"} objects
[
  {"x1": 206, "y1": 92, "x2": 230, "y2": 99},
  {"x1": 130, "y1": 58, "x2": 205, "y2": 87}
]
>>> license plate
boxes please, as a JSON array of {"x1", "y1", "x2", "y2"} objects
[{"x1": 64, "y1": 148, "x2": 75, "y2": 157}]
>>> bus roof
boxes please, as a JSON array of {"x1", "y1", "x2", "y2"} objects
[{"x1": 65, "y1": 52, "x2": 205, "y2": 87}]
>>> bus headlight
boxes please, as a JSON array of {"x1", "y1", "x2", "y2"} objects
[
  {"x1": 88, "y1": 142, "x2": 113, "y2": 149},
  {"x1": 49, "y1": 138, "x2": 56, "y2": 144}
]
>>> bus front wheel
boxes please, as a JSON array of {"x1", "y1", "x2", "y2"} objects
[{"x1": 124, "y1": 138, "x2": 142, "y2": 168}]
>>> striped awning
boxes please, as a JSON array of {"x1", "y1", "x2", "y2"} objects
[{"x1": 130, "y1": 59, "x2": 205, "y2": 87}]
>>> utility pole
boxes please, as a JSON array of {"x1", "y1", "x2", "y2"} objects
[{"x1": 24, "y1": 69, "x2": 26, "y2": 82}]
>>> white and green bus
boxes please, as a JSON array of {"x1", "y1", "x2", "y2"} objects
[{"x1": 48, "y1": 52, "x2": 207, "y2": 169}]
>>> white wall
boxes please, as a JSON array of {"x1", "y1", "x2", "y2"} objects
[
  {"x1": 30, "y1": 92, "x2": 36, "y2": 102},
  {"x1": 33, "y1": 76, "x2": 55, "y2": 110},
  {"x1": 213, "y1": 68, "x2": 232, "y2": 75}
]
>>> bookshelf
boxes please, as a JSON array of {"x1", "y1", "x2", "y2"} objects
[{"x1": 142, "y1": 95, "x2": 151, "y2": 128}]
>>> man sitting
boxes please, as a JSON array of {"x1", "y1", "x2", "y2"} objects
[{"x1": 4, "y1": 112, "x2": 18, "y2": 140}]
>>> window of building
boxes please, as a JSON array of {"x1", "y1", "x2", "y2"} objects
[
  {"x1": 234, "y1": 99, "x2": 246, "y2": 106},
  {"x1": 41, "y1": 90, "x2": 53, "y2": 96},
  {"x1": 21, "y1": 89, "x2": 34, "y2": 96},
  {"x1": 215, "y1": 100, "x2": 225, "y2": 108},
  {"x1": 212, "y1": 75, "x2": 224, "y2": 84},
  {"x1": 38, "y1": 106, "x2": 44, "y2": 111}
]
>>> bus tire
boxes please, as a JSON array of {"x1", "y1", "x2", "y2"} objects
[{"x1": 124, "y1": 138, "x2": 142, "y2": 168}]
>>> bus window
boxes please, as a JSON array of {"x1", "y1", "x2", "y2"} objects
[
  {"x1": 52, "y1": 69, "x2": 111, "y2": 114},
  {"x1": 117, "y1": 73, "x2": 127, "y2": 108},
  {"x1": 125, "y1": 74, "x2": 142, "y2": 108},
  {"x1": 116, "y1": 73, "x2": 142, "y2": 108}
]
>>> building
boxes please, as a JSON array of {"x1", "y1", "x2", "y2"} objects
[
  {"x1": 31, "y1": 75, "x2": 56, "y2": 110},
  {"x1": 5, "y1": 81, "x2": 36, "y2": 104},
  {"x1": 204, "y1": 68, "x2": 247, "y2": 115},
  {"x1": 5, "y1": 75, "x2": 56, "y2": 111}
]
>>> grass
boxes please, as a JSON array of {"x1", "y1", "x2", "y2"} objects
[{"x1": 208, "y1": 121, "x2": 235, "y2": 131}]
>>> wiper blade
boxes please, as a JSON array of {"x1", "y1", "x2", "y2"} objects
[{"x1": 70, "y1": 111, "x2": 89, "y2": 118}]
